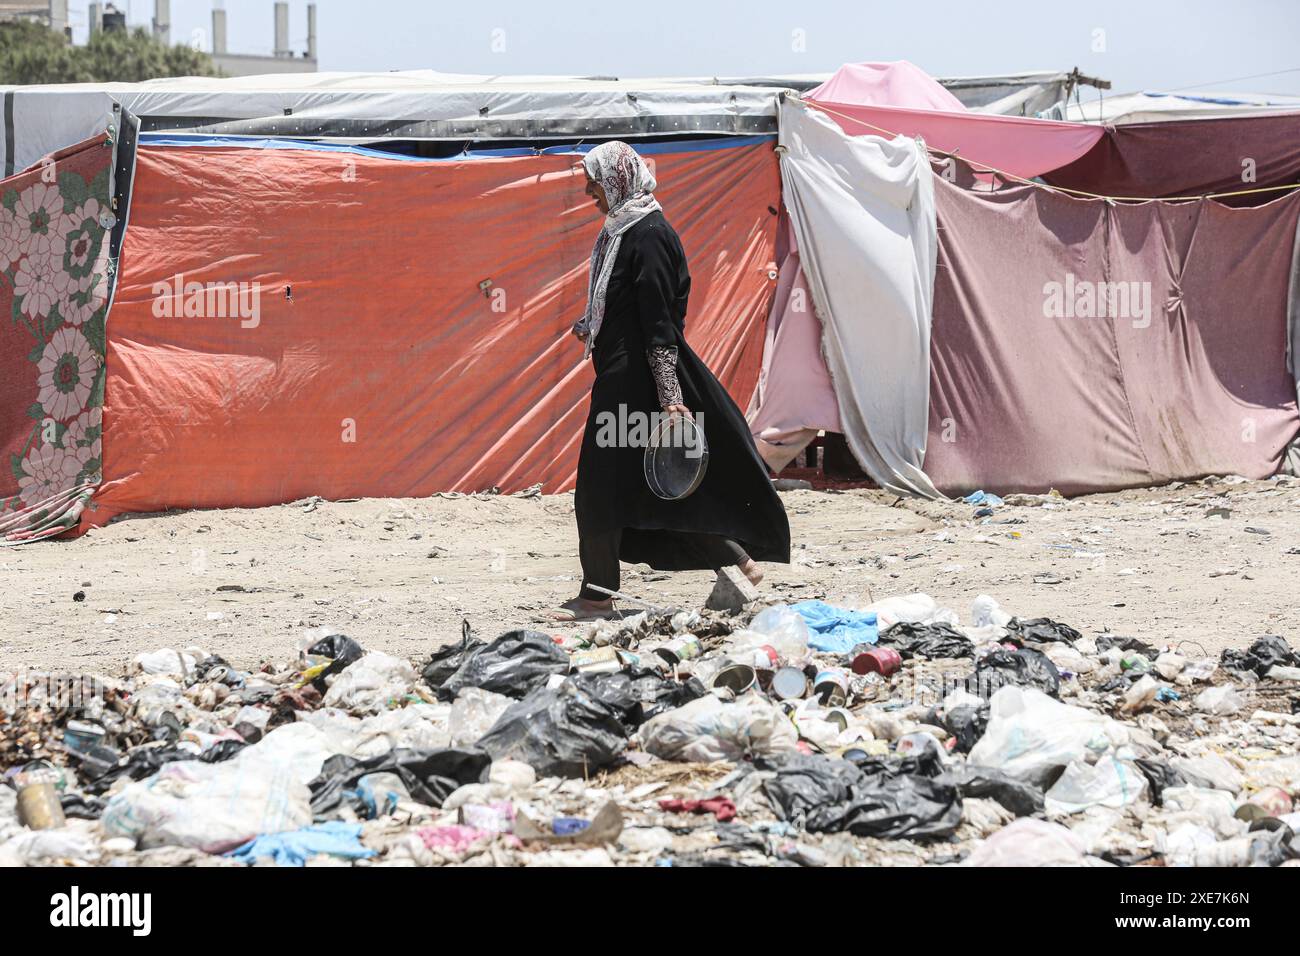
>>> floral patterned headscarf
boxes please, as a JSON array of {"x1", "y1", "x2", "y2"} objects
[{"x1": 573, "y1": 141, "x2": 662, "y2": 358}]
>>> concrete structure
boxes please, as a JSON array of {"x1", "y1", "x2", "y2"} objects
[
  {"x1": 210, "y1": 1, "x2": 318, "y2": 77},
  {"x1": 0, "y1": 0, "x2": 67, "y2": 36}
]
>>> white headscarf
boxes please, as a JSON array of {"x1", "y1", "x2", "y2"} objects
[{"x1": 573, "y1": 141, "x2": 662, "y2": 358}]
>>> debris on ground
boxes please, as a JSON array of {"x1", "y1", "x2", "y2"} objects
[{"x1": 2, "y1": 595, "x2": 1298, "y2": 867}]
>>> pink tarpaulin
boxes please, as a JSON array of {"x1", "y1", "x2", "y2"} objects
[
  {"x1": 749, "y1": 218, "x2": 841, "y2": 468},
  {"x1": 808, "y1": 61, "x2": 968, "y2": 113},
  {"x1": 751, "y1": 62, "x2": 1106, "y2": 467},
  {"x1": 924, "y1": 176, "x2": 1300, "y2": 495}
]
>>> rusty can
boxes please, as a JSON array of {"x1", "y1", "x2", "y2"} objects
[
  {"x1": 16, "y1": 780, "x2": 65, "y2": 830},
  {"x1": 813, "y1": 669, "x2": 851, "y2": 707},
  {"x1": 771, "y1": 666, "x2": 810, "y2": 700},
  {"x1": 653, "y1": 636, "x2": 702, "y2": 667},
  {"x1": 851, "y1": 647, "x2": 902, "y2": 677},
  {"x1": 710, "y1": 663, "x2": 757, "y2": 695}
]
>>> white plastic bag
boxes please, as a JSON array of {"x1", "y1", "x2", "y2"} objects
[
  {"x1": 101, "y1": 723, "x2": 335, "y2": 852},
  {"x1": 965, "y1": 818, "x2": 1088, "y2": 867},
  {"x1": 637, "y1": 692, "x2": 799, "y2": 762},
  {"x1": 1045, "y1": 757, "x2": 1148, "y2": 816},
  {"x1": 1194, "y1": 686, "x2": 1246, "y2": 715},
  {"x1": 864, "y1": 592, "x2": 958, "y2": 631},
  {"x1": 968, "y1": 687, "x2": 1131, "y2": 786},
  {"x1": 449, "y1": 688, "x2": 512, "y2": 747},
  {"x1": 133, "y1": 648, "x2": 200, "y2": 677},
  {"x1": 321, "y1": 652, "x2": 417, "y2": 713},
  {"x1": 747, "y1": 606, "x2": 812, "y2": 655}
]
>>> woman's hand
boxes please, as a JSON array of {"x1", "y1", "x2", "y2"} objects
[
  {"x1": 571, "y1": 325, "x2": 588, "y2": 342},
  {"x1": 663, "y1": 403, "x2": 693, "y2": 422}
]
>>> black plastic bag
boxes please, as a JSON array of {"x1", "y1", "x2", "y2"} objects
[
  {"x1": 759, "y1": 751, "x2": 962, "y2": 840},
  {"x1": 198, "y1": 739, "x2": 248, "y2": 763},
  {"x1": 305, "y1": 632, "x2": 365, "y2": 690},
  {"x1": 972, "y1": 647, "x2": 1060, "y2": 697},
  {"x1": 477, "y1": 679, "x2": 629, "y2": 778},
  {"x1": 1095, "y1": 675, "x2": 1133, "y2": 693},
  {"x1": 421, "y1": 620, "x2": 486, "y2": 690},
  {"x1": 1007, "y1": 617, "x2": 1082, "y2": 645},
  {"x1": 1221, "y1": 635, "x2": 1300, "y2": 679},
  {"x1": 572, "y1": 668, "x2": 708, "y2": 730},
  {"x1": 60, "y1": 792, "x2": 106, "y2": 820},
  {"x1": 949, "y1": 764, "x2": 1044, "y2": 817},
  {"x1": 81, "y1": 744, "x2": 192, "y2": 794},
  {"x1": 879, "y1": 622, "x2": 974, "y2": 660},
  {"x1": 309, "y1": 747, "x2": 491, "y2": 817},
  {"x1": 1134, "y1": 759, "x2": 1189, "y2": 807},
  {"x1": 941, "y1": 703, "x2": 989, "y2": 753},
  {"x1": 948, "y1": 647, "x2": 1061, "y2": 699},
  {"x1": 1095, "y1": 635, "x2": 1159, "y2": 659},
  {"x1": 431, "y1": 629, "x2": 568, "y2": 701}
]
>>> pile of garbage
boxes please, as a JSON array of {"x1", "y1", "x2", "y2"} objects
[{"x1": 3, "y1": 594, "x2": 1299, "y2": 867}]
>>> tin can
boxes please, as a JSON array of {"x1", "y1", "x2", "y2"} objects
[
  {"x1": 64, "y1": 719, "x2": 106, "y2": 755},
  {"x1": 710, "y1": 663, "x2": 757, "y2": 695},
  {"x1": 572, "y1": 646, "x2": 622, "y2": 674},
  {"x1": 771, "y1": 666, "x2": 809, "y2": 700},
  {"x1": 653, "y1": 636, "x2": 702, "y2": 666},
  {"x1": 813, "y1": 669, "x2": 851, "y2": 707},
  {"x1": 16, "y1": 781, "x2": 65, "y2": 830},
  {"x1": 851, "y1": 647, "x2": 902, "y2": 677}
]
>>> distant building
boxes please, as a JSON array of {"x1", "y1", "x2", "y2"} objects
[
  {"x1": 44, "y1": 1, "x2": 320, "y2": 77},
  {"x1": 0, "y1": 1, "x2": 70, "y2": 38}
]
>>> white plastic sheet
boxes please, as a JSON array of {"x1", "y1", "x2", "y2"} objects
[{"x1": 776, "y1": 98, "x2": 940, "y2": 497}]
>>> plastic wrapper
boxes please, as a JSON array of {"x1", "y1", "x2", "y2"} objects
[{"x1": 448, "y1": 688, "x2": 513, "y2": 747}]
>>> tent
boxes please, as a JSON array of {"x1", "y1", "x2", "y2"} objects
[
  {"x1": 755, "y1": 72, "x2": 1300, "y2": 496},
  {"x1": 6, "y1": 61, "x2": 1298, "y2": 541},
  {"x1": 1066, "y1": 89, "x2": 1300, "y2": 125}
]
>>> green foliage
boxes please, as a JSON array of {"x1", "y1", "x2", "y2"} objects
[{"x1": 0, "y1": 20, "x2": 218, "y2": 85}]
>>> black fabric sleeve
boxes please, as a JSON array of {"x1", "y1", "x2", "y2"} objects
[{"x1": 631, "y1": 223, "x2": 681, "y2": 350}]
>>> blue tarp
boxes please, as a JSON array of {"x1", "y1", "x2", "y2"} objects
[{"x1": 789, "y1": 600, "x2": 878, "y2": 653}]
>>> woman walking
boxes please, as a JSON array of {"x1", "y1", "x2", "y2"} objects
[{"x1": 555, "y1": 141, "x2": 790, "y2": 621}]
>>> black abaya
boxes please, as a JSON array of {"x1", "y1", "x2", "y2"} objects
[{"x1": 573, "y1": 209, "x2": 791, "y2": 586}]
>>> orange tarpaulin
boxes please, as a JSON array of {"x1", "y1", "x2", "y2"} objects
[{"x1": 81, "y1": 137, "x2": 779, "y2": 530}]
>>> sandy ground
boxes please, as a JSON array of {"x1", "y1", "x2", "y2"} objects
[{"x1": 3, "y1": 475, "x2": 1299, "y2": 674}]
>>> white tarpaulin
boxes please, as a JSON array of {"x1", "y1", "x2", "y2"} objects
[
  {"x1": 776, "y1": 98, "x2": 939, "y2": 497},
  {"x1": 1, "y1": 70, "x2": 781, "y2": 172}
]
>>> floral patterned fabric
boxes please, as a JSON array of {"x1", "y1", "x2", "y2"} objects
[{"x1": 0, "y1": 133, "x2": 114, "y2": 543}]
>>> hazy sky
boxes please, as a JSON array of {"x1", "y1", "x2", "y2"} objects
[{"x1": 67, "y1": 0, "x2": 1300, "y2": 97}]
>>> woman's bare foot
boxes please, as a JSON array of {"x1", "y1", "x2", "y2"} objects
[
  {"x1": 739, "y1": 558, "x2": 764, "y2": 586},
  {"x1": 547, "y1": 596, "x2": 619, "y2": 622}
]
